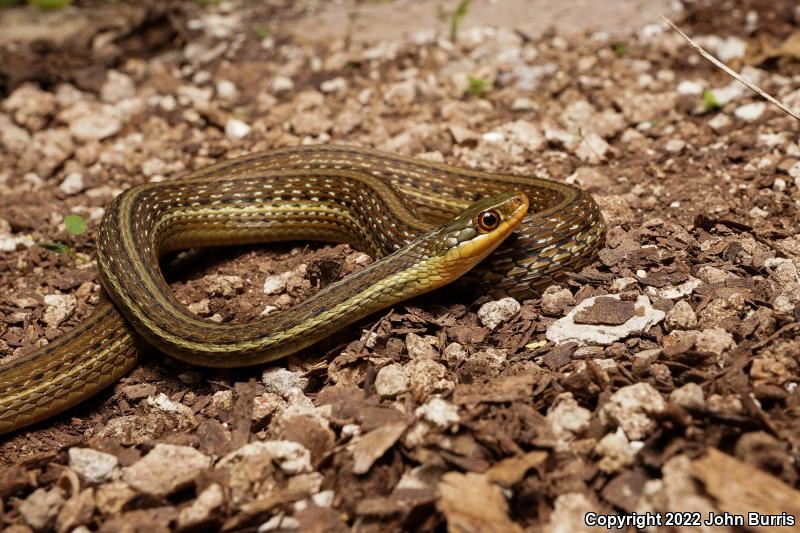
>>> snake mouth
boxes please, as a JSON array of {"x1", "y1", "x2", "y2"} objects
[
  {"x1": 506, "y1": 192, "x2": 528, "y2": 215},
  {"x1": 490, "y1": 191, "x2": 529, "y2": 238},
  {"x1": 496, "y1": 191, "x2": 529, "y2": 241}
]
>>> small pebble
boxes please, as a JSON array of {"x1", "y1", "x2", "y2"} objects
[
  {"x1": 477, "y1": 297, "x2": 521, "y2": 329},
  {"x1": 69, "y1": 448, "x2": 119, "y2": 484},
  {"x1": 59, "y1": 172, "x2": 85, "y2": 195},
  {"x1": 708, "y1": 113, "x2": 732, "y2": 131},
  {"x1": 734, "y1": 102, "x2": 766, "y2": 122},
  {"x1": 262, "y1": 368, "x2": 309, "y2": 397},
  {"x1": 669, "y1": 383, "x2": 705, "y2": 410},
  {"x1": 405, "y1": 332, "x2": 438, "y2": 359},
  {"x1": 541, "y1": 286, "x2": 574, "y2": 316},
  {"x1": 216, "y1": 79, "x2": 238, "y2": 100},
  {"x1": 664, "y1": 300, "x2": 697, "y2": 331},
  {"x1": 375, "y1": 364, "x2": 409, "y2": 397},
  {"x1": 695, "y1": 327, "x2": 735, "y2": 357},
  {"x1": 414, "y1": 398, "x2": 459, "y2": 428},
  {"x1": 225, "y1": 118, "x2": 251, "y2": 139},
  {"x1": 123, "y1": 444, "x2": 211, "y2": 497},
  {"x1": 595, "y1": 428, "x2": 635, "y2": 473},
  {"x1": 547, "y1": 393, "x2": 591, "y2": 444},
  {"x1": 600, "y1": 382, "x2": 665, "y2": 440},
  {"x1": 664, "y1": 139, "x2": 686, "y2": 153}
]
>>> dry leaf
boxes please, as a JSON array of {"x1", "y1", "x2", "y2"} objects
[
  {"x1": 348, "y1": 422, "x2": 408, "y2": 475},
  {"x1": 485, "y1": 451, "x2": 548, "y2": 488},
  {"x1": 436, "y1": 472, "x2": 523, "y2": 533},
  {"x1": 692, "y1": 448, "x2": 800, "y2": 533}
]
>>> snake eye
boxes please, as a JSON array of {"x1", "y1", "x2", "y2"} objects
[{"x1": 477, "y1": 209, "x2": 500, "y2": 231}]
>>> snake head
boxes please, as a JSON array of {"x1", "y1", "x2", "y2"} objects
[{"x1": 440, "y1": 191, "x2": 529, "y2": 265}]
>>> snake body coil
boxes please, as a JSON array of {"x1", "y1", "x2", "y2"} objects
[{"x1": 0, "y1": 145, "x2": 605, "y2": 434}]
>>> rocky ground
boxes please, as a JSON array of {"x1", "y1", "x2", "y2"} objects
[{"x1": 1, "y1": 0, "x2": 800, "y2": 531}]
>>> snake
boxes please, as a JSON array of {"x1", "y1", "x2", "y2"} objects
[{"x1": 0, "y1": 145, "x2": 605, "y2": 435}]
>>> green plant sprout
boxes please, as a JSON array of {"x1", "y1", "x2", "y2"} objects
[
  {"x1": 465, "y1": 75, "x2": 491, "y2": 97},
  {"x1": 253, "y1": 25, "x2": 270, "y2": 39},
  {"x1": 450, "y1": 0, "x2": 472, "y2": 41},
  {"x1": 64, "y1": 214, "x2": 87, "y2": 236},
  {"x1": 437, "y1": 0, "x2": 472, "y2": 42},
  {"x1": 37, "y1": 214, "x2": 88, "y2": 259},
  {"x1": 29, "y1": 0, "x2": 71, "y2": 8},
  {"x1": 700, "y1": 90, "x2": 721, "y2": 113}
]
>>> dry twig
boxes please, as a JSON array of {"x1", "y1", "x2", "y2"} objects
[{"x1": 662, "y1": 16, "x2": 800, "y2": 122}]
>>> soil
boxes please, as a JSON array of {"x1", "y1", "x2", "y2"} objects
[{"x1": 1, "y1": 0, "x2": 799, "y2": 531}]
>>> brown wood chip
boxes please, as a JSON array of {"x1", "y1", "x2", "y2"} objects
[
  {"x1": 485, "y1": 450, "x2": 547, "y2": 488},
  {"x1": 691, "y1": 448, "x2": 800, "y2": 533},
  {"x1": 436, "y1": 472, "x2": 524, "y2": 533},
  {"x1": 573, "y1": 296, "x2": 636, "y2": 325}
]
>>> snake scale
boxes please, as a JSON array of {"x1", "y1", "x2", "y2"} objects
[{"x1": 0, "y1": 145, "x2": 605, "y2": 435}]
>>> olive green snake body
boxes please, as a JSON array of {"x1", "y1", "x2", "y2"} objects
[{"x1": 0, "y1": 145, "x2": 605, "y2": 435}]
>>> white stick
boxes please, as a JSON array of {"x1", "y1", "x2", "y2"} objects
[{"x1": 662, "y1": 16, "x2": 800, "y2": 122}]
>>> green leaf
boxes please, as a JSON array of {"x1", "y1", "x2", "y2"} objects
[
  {"x1": 28, "y1": 0, "x2": 72, "y2": 9},
  {"x1": 449, "y1": 0, "x2": 472, "y2": 42},
  {"x1": 38, "y1": 242, "x2": 71, "y2": 254},
  {"x1": 700, "y1": 90, "x2": 721, "y2": 113},
  {"x1": 612, "y1": 42, "x2": 626, "y2": 57},
  {"x1": 465, "y1": 75, "x2": 490, "y2": 97},
  {"x1": 64, "y1": 214, "x2": 87, "y2": 236},
  {"x1": 253, "y1": 25, "x2": 270, "y2": 39}
]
